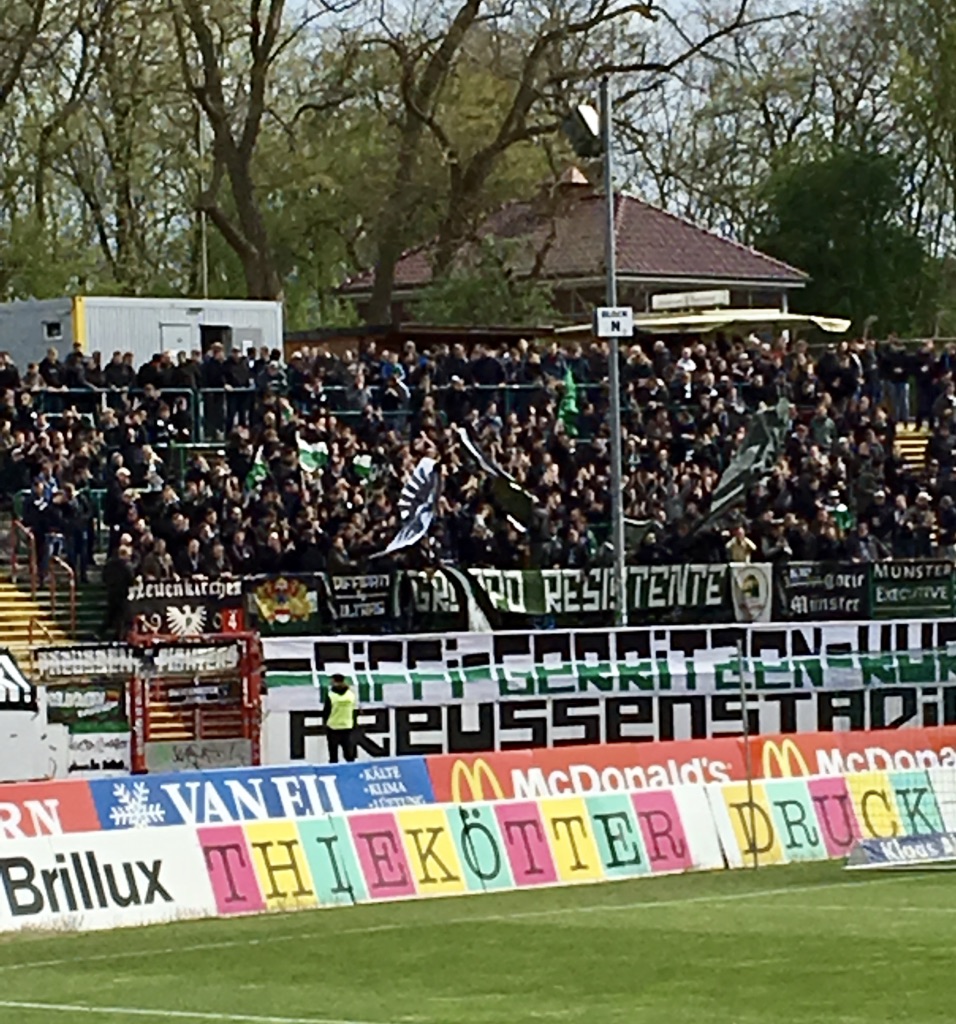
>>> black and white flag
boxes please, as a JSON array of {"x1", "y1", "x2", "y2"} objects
[
  {"x1": 457, "y1": 426, "x2": 500, "y2": 478},
  {"x1": 702, "y1": 397, "x2": 791, "y2": 529},
  {"x1": 457, "y1": 426, "x2": 535, "y2": 530},
  {"x1": 384, "y1": 457, "x2": 441, "y2": 554}
]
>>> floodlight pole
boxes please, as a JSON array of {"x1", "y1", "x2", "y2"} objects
[{"x1": 601, "y1": 76, "x2": 627, "y2": 628}]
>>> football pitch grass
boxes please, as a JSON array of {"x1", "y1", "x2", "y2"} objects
[{"x1": 0, "y1": 861, "x2": 952, "y2": 1023}]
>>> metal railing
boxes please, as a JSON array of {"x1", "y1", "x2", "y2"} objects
[
  {"x1": 10, "y1": 520, "x2": 37, "y2": 598},
  {"x1": 28, "y1": 616, "x2": 55, "y2": 659},
  {"x1": 2, "y1": 381, "x2": 612, "y2": 442},
  {"x1": 48, "y1": 555, "x2": 77, "y2": 638}
]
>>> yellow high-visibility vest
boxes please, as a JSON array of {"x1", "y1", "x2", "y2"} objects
[{"x1": 327, "y1": 688, "x2": 356, "y2": 730}]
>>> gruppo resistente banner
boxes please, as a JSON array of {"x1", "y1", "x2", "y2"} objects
[
  {"x1": 238, "y1": 561, "x2": 956, "y2": 637},
  {"x1": 5, "y1": 758, "x2": 956, "y2": 932}
]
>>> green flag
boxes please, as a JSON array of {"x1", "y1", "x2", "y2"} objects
[
  {"x1": 245, "y1": 447, "x2": 268, "y2": 490},
  {"x1": 297, "y1": 438, "x2": 328, "y2": 476},
  {"x1": 353, "y1": 453, "x2": 373, "y2": 480},
  {"x1": 559, "y1": 367, "x2": 579, "y2": 436}
]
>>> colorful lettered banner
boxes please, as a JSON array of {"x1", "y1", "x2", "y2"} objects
[
  {"x1": 707, "y1": 769, "x2": 947, "y2": 868},
  {"x1": 4, "y1": 767, "x2": 956, "y2": 934}
]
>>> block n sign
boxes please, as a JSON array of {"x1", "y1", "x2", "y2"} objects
[{"x1": 595, "y1": 307, "x2": 634, "y2": 338}]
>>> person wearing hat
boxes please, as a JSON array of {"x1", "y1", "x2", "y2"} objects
[{"x1": 322, "y1": 673, "x2": 358, "y2": 763}]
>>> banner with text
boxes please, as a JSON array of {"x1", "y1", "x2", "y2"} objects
[
  {"x1": 262, "y1": 618, "x2": 956, "y2": 711},
  {"x1": 423, "y1": 727, "x2": 956, "y2": 802},
  {"x1": 0, "y1": 760, "x2": 435, "y2": 841},
  {"x1": 5, "y1": 765, "x2": 956, "y2": 932},
  {"x1": 267, "y1": 687, "x2": 956, "y2": 764},
  {"x1": 128, "y1": 578, "x2": 245, "y2": 635},
  {"x1": 239, "y1": 563, "x2": 956, "y2": 634}
]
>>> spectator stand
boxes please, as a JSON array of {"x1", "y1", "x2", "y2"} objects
[{"x1": 3, "y1": 315, "x2": 956, "y2": 653}]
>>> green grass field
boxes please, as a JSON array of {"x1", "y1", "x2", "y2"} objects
[{"x1": 0, "y1": 861, "x2": 952, "y2": 1023}]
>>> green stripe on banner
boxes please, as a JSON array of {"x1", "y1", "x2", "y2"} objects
[
  {"x1": 888, "y1": 770, "x2": 945, "y2": 835},
  {"x1": 584, "y1": 794, "x2": 650, "y2": 878},
  {"x1": 298, "y1": 817, "x2": 368, "y2": 906},
  {"x1": 265, "y1": 672, "x2": 313, "y2": 688},
  {"x1": 765, "y1": 780, "x2": 827, "y2": 862}
]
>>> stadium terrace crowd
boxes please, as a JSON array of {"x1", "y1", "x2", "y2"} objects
[{"x1": 2, "y1": 332, "x2": 956, "y2": 591}]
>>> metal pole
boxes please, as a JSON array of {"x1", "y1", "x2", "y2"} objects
[
  {"x1": 601, "y1": 76, "x2": 627, "y2": 628},
  {"x1": 738, "y1": 639, "x2": 759, "y2": 871},
  {"x1": 197, "y1": 111, "x2": 210, "y2": 299}
]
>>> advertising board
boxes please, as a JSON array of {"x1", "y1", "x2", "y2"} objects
[
  {"x1": 0, "y1": 760, "x2": 435, "y2": 840},
  {"x1": 0, "y1": 825, "x2": 216, "y2": 931},
  {"x1": 86, "y1": 761, "x2": 436, "y2": 831},
  {"x1": 424, "y1": 727, "x2": 956, "y2": 802},
  {"x1": 5, "y1": 764, "x2": 956, "y2": 933},
  {"x1": 707, "y1": 768, "x2": 947, "y2": 867}
]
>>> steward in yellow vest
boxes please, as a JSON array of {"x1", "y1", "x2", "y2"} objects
[{"x1": 322, "y1": 674, "x2": 357, "y2": 763}]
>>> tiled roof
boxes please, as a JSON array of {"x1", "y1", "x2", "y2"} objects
[{"x1": 341, "y1": 182, "x2": 807, "y2": 294}]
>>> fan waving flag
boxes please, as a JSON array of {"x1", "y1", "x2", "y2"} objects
[
  {"x1": 297, "y1": 437, "x2": 328, "y2": 476},
  {"x1": 701, "y1": 397, "x2": 791, "y2": 529},
  {"x1": 457, "y1": 426, "x2": 500, "y2": 478},
  {"x1": 245, "y1": 447, "x2": 268, "y2": 490},
  {"x1": 559, "y1": 367, "x2": 579, "y2": 436},
  {"x1": 456, "y1": 426, "x2": 536, "y2": 530},
  {"x1": 384, "y1": 457, "x2": 441, "y2": 554}
]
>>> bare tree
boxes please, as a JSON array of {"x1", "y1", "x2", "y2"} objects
[
  {"x1": 0, "y1": 1, "x2": 47, "y2": 111},
  {"x1": 361, "y1": 0, "x2": 791, "y2": 322},
  {"x1": 170, "y1": 0, "x2": 350, "y2": 299}
]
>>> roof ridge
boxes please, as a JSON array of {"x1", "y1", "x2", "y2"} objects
[{"x1": 616, "y1": 189, "x2": 808, "y2": 279}]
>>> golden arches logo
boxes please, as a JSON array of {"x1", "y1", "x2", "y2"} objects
[
  {"x1": 760, "y1": 738, "x2": 811, "y2": 779},
  {"x1": 449, "y1": 758, "x2": 505, "y2": 802}
]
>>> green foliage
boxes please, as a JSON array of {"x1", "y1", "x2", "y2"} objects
[
  {"x1": 411, "y1": 237, "x2": 556, "y2": 327},
  {"x1": 754, "y1": 148, "x2": 936, "y2": 334}
]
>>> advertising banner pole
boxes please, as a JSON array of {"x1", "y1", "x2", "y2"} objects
[{"x1": 738, "y1": 639, "x2": 758, "y2": 870}]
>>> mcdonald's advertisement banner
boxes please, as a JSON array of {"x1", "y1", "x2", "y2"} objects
[
  {"x1": 5, "y1": 754, "x2": 956, "y2": 933},
  {"x1": 424, "y1": 728, "x2": 956, "y2": 802}
]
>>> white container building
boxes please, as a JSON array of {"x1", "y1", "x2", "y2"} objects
[{"x1": 0, "y1": 296, "x2": 284, "y2": 369}]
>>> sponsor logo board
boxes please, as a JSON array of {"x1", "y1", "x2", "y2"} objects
[
  {"x1": 7, "y1": 767, "x2": 956, "y2": 933},
  {"x1": 86, "y1": 762, "x2": 436, "y2": 831},
  {"x1": 0, "y1": 782, "x2": 101, "y2": 840},
  {"x1": 0, "y1": 826, "x2": 216, "y2": 931},
  {"x1": 0, "y1": 761, "x2": 435, "y2": 840},
  {"x1": 426, "y1": 728, "x2": 956, "y2": 802}
]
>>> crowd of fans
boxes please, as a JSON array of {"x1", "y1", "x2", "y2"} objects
[{"x1": 2, "y1": 331, "x2": 956, "y2": 602}]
